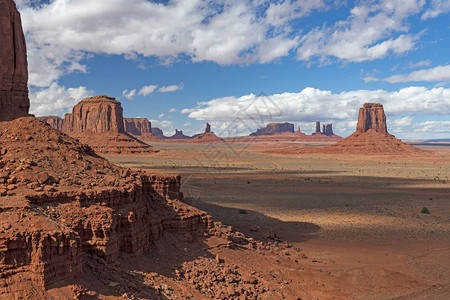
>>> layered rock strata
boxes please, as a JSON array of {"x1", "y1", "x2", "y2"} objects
[
  {"x1": 250, "y1": 123, "x2": 295, "y2": 136},
  {"x1": 0, "y1": 0, "x2": 29, "y2": 121}
]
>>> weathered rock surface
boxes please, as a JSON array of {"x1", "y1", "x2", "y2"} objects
[
  {"x1": 0, "y1": 0, "x2": 29, "y2": 121},
  {"x1": 192, "y1": 123, "x2": 222, "y2": 142},
  {"x1": 315, "y1": 103, "x2": 426, "y2": 154},
  {"x1": 323, "y1": 124, "x2": 334, "y2": 136},
  {"x1": 64, "y1": 95, "x2": 125, "y2": 134},
  {"x1": 123, "y1": 117, "x2": 162, "y2": 142},
  {"x1": 166, "y1": 130, "x2": 192, "y2": 140},
  {"x1": 0, "y1": 117, "x2": 211, "y2": 296},
  {"x1": 62, "y1": 96, "x2": 157, "y2": 154},
  {"x1": 151, "y1": 127, "x2": 166, "y2": 139},
  {"x1": 356, "y1": 103, "x2": 387, "y2": 134},
  {"x1": 250, "y1": 123, "x2": 295, "y2": 136},
  {"x1": 37, "y1": 116, "x2": 64, "y2": 131},
  {"x1": 123, "y1": 118, "x2": 151, "y2": 135}
]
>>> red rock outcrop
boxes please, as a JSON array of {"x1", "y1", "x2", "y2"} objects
[
  {"x1": 0, "y1": 117, "x2": 211, "y2": 295},
  {"x1": 315, "y1": 122, "x2": 321, "y2": 133},
  {"x1": 250, "y1": 123, "x2": 295, "y2": 136},
  {"x1": 191, "y1": 123, "x2": 222, "y2": 142},
  {"x1": 63, "y1": 96, "x2": 157, "y2": 154},
  {"x1": 151, "y1": 127, "x2": 166, "y2": 139},
  {"x1": 0, "y1": 0, "x2": 30, "y2": 121},
  {"x1": 123, "y1": 117, "x2": 151, "y2": 135},
  {"x1": 37, "y1": 116, "x2": 64, "y2": 131},
  {"x1": 166, "y1": 129, "x2": 192, "y2": 140},
  {"x1": 323, "y1": 124, "x2": 334, "y2": 136},
  {"x1": 314, "y1": 103, "x2": 426, "y2": 154},
  {"x1": 123, "y1": 117, "x2": 162, "y2": 142},
  {"x1": 356, "y1": 103, "x2": 387, "y2": 134}
]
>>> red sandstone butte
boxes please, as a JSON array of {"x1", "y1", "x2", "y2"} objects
[
  {"x1": 316, "y1": 103, "x2": 426, "y2": 154},
  {"x1": 356, "y1": 103, "x2": 387, "y2": 134},
  {"x1": 123, "y1": 117, "x2": 162, "y2": 142},
  {"x1": 191, "y1": 123, "x2": 222, "y2": 142},
  {"x1": 63, "y1": 95, "x2": 158, "y2": 154},
  {"x1": 37, "y1": 116, "x2": 64, "y2": 131},
  {"x1": 0, "y1": 0, "x2": 30, "y2": 121},
  {"x1": 250, "y1": 122, "x2": 295, "y2": 136}
]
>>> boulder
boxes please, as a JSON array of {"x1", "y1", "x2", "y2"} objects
[{"x1": 0, "y1": 0, "x2": 29, "y2": 121}]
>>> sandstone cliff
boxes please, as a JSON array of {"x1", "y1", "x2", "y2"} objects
[
  {"x1": 37, "y1": 116, "x2": 64, "y2": 131},
  {"x1": 250, "y1": 123, "x2": 295, "y2": 136},
  {"x1": 0, "y1": 0, "x2": 29, "y2": 121},
  {"x1": 356, "y1": 103, "x2": 387, "y2": 134},
  {"x1": 63, "y1": 96, "x2": 157, "y2": 154},
  {"x1": 166, "y1": 129, "x2": 192, "y2": 140},
  {"x1": 123, "y1": 117, "x2": 162, "y2": 142},
  {"x1": 316, "y1": 103, "x2": 425, "y2": 154}
]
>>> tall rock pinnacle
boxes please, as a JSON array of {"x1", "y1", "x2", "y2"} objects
[
  {"x1": 0, "y1": 0, "x2": 30, "y2": 121},
  {"x1": 356, "y1": 103, "x2": 387, "y2": 134}
]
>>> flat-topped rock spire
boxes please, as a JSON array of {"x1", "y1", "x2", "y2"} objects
[{"x1": 356, "y1": 103, "x2": 387, "y2": 134}]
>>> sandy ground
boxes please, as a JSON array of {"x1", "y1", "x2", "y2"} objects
[{"x1": 105, "y1": 142, "x2": 450, "y2": 299}]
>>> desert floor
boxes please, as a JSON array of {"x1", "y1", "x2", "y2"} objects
[{"x1": 106, "y1": 142, "x2": 450, "y2": 299}]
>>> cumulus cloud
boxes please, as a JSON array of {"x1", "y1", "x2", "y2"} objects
[
  {"x1": 158, "y1": 113, "x2": 165, "y2": 119},
  {"x1": 182, "y1": 86, "x2": 450, "y2": 138},
  {"x1": 422, "y1": 0, "x2": 450, "y2": 19},
  {"x1": 138, "y1": 85, "x2": 158, "y2": 96},
  {"x1": 122, "y1": 89, "x2": 136, "y2": 100},
  {"x1": 158, "y1": 83, "x2": 184, "y2": 93},
  {"x1": 150, "y1": 120, "x2": 174, "y2": 135},
  {"x1": 383, "y1": 65, "x2": 450, "y2": 83},
  {"x1": 17, "y1": 0, "x2": 326, "y2": 87},
  {"x1": 409, "y1": 59, "x2": 431, "y2": 68},
  {"x1": 29, "y1": 83, "x2": 93, "y2": 117},
  {"x1": 169, "y1": 108, "x2": 177, "y2": 113},
  {"x1": 296, "y1": 0, "x2": 425, "y2": 63}
]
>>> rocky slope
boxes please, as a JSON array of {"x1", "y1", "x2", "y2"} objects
[
  {"x1": 0, "y1": 0, "x2": 29, "y2": 121},
  {"x1": 37, "y1": 116, "x2": 64, "y2": 131}
]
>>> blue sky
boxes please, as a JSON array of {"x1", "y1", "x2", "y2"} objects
[{"x1": 16, "y1": 0, "x2": 450, "y2": 139}]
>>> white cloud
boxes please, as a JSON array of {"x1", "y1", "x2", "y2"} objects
[
  {"x1": 296, "y1": 0, "x2": 425, "y2": 63},
  {"x1": 391, "y1": 116, "x2": 414, "y2": 126},
  {"x1": 168, "y1": 108, "x2": 177, "y2": 113},
  {"x1": 122, "y1": 89, "x2": 136, "y2": 100},
  {"x1": 383, "y1": 64, "x2": 450, "y2": 83},
  {"x1": 150, "y1": 119, "x2": 174, "y2": 135},
  {"x1": 17, "y1": 0, "x2": 327, "y2": 87},
  {"x1": 29, "y1": 82, "x2": 93, "y2": 117},
  {"x1": 158, "y1": 113, "x2": 165, "y2": 119},
  {"x1": 158, "y1": 83, "x2": 184, "y2": 93},
  {"x1": 415, "y1": 121, "x2": 450, "y2": 133},
  {"x1": 182, "y1": 86, "x2": 450, "y2": 138},
  {"x1": 184, "y1": 122, "x2": 192, "y2": 127},
  {"x1": 409, "y1": 59, "x2": 431, "y2": 68},
  {"x1": 422, "y1": 0, "x2": 450, "y2": 19},
  {"x1": 138, "y1": 85, "x2": 158, "y2": 96}
]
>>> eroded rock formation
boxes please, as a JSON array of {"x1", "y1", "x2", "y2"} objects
[
  {"x1": 123, "y1": 118, "x2": 152, "y2": 136},
  {"x1": 250, "y1": 123, "x2": 295, "y2": 136},
  {"x1": 205, "y1": 123, "x2": 211, "y2": 133},
  {"x1": 62, "y1": 96, "x2": 157, "y2": 154},
  {"x1": 37, "y1": 116, "x2": 64, "y2": 131},
  {"x1": 192, "y1": 123, "x2": 221, "y2": 142},
  {"x1": 0, "y1": 0, "x2": 29, "y2": 121},
  {"x1": 356, "y1": 103, "x2": 387, "y2": 134},
  {"x1": 166, "y1": 129, "x2": 192, "y2": 140},
  {"x1": 0, "y1": 117, "x2": 211, "y2": 295},
  {"x1": 315, "y1": 103, "x2": 425, "y2": 154},
  {"x1": 323, "y1": 124, "x2": 334, "y2": 136},
  {"x1": 151, "y1": 127, "x2": 166, "y2": 139}
]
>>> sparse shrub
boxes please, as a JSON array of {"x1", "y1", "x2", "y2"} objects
[
  {"x1": 239, "y1": 209, "x2": 247, "y2": 215},
  {"x1": 421, "y1": 207, "x2": 430, "y2": 214}
]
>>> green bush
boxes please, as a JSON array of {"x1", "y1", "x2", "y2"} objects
[{"x1": 421, "y1": 207, "x2": 430, "y2": 214}]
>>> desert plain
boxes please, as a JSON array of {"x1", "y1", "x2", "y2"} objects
[{"x1": 106, "y1": 141, "x2": 450, "y2": 299}]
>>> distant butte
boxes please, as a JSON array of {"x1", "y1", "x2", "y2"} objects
[{"x1": 316, "y1": 103, "x2": 426, "y2": 154}]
